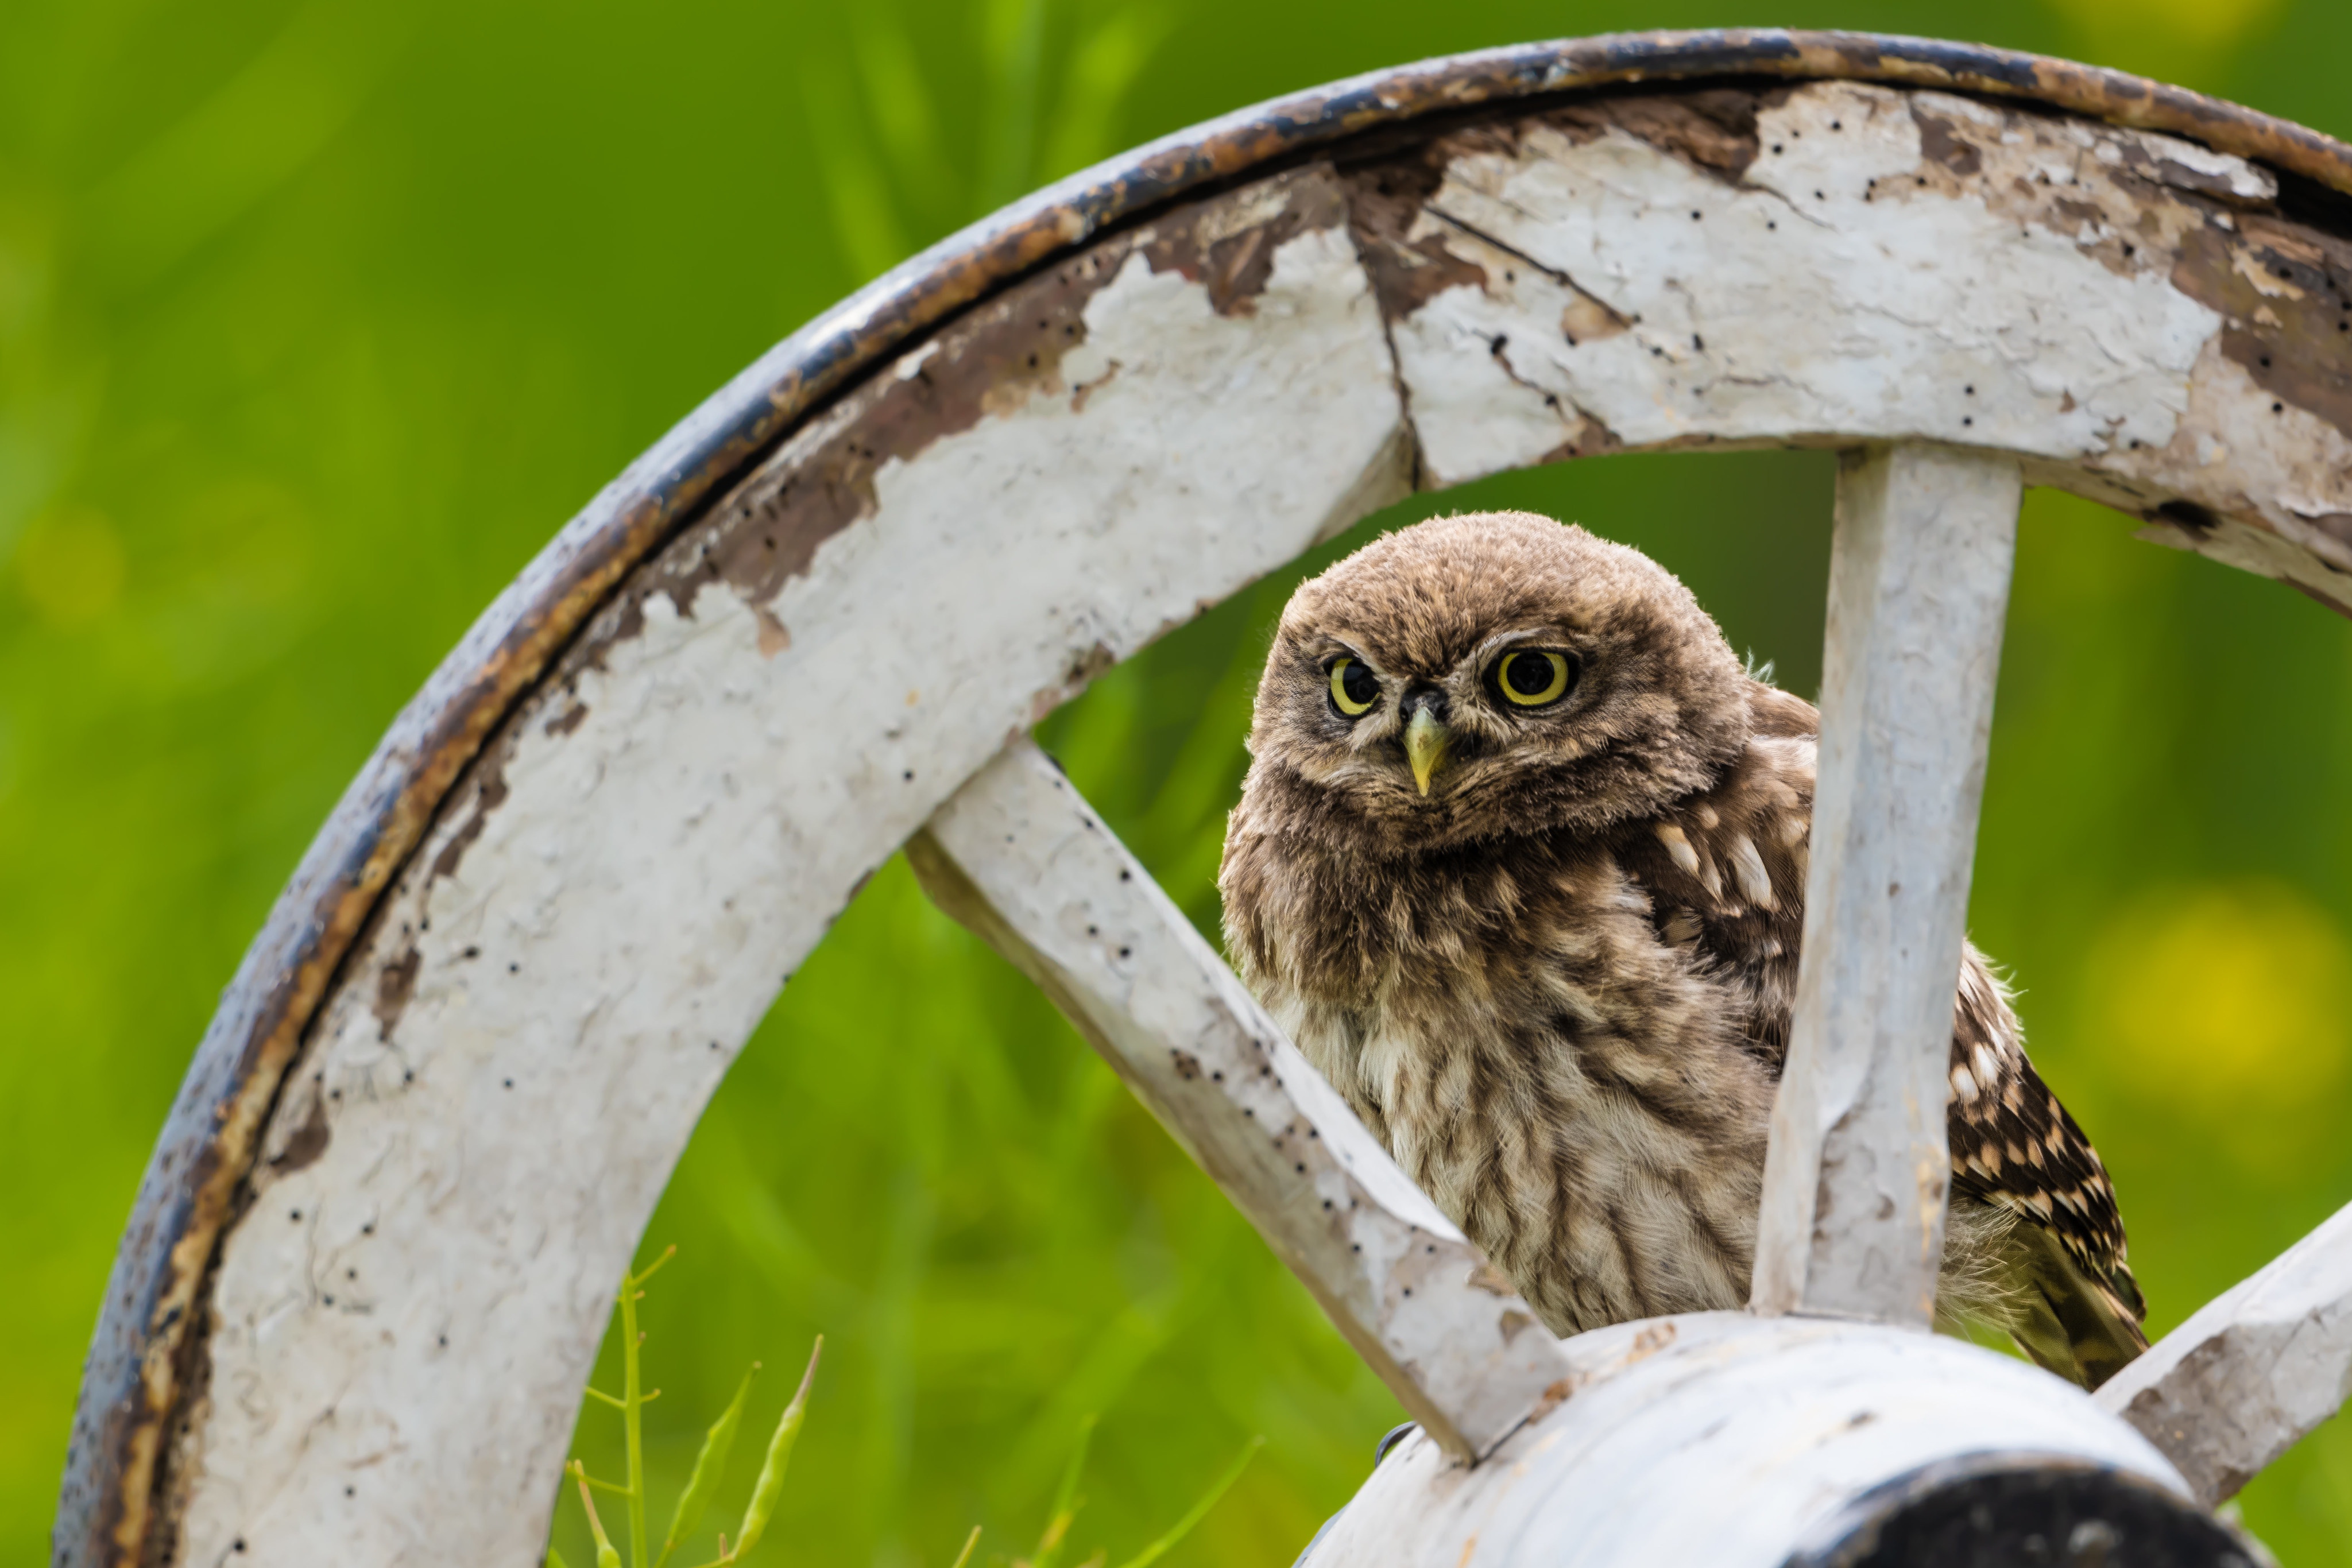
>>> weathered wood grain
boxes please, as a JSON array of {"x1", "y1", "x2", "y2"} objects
[
  {"x1": 2099, "y1": 1199, "x2": 2352, "y2": 1507},
  {"x1": 1751, "y1": 444, "x2": 2021, "y2": 1324},
  {"x1": 908, "y1": 741, "x2": 1575, "y2": 1461}
]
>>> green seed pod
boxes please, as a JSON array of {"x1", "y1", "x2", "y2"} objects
[
  {"x1": 732, "y1": 1336, "x2": 821, "y2": 1561},
  {"x1": 656, "y1": 1365, "x2": 759, "y2": 1568}
]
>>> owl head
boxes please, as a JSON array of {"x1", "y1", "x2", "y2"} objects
[{"x1": 1243, "y1": 511, "x2": 1751, "y2": 854}]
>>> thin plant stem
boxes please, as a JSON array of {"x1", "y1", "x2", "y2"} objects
[
  {"x1": 573, "y1": 1461, "x2": 624, "y2": 1568},
  {"x1": 620, "y1": 1247, "x2": 674, "y2": 1568},
  {"x1": 1031, "y1": 1415, "x2": 1094, "y2": 1568},
  {"x1": 620, "y1": 1279, "x2": 644, "y2": 1568},
  {"x1": 1110, "y1": 1436, "x2": 1263, "y2": 1568}
]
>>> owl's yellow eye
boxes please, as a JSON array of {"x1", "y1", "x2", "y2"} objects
[
  {"x1": 1328, "y1": 657, "x2": 1380, "y2": 717},
  {"x1": 1494, "y1": 649, "x2": 1575, "y2": 707}
]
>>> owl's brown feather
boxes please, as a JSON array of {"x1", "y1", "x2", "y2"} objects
[{"x1": 1220, "y1": 511, "x2": 2145, "y2": 1388}]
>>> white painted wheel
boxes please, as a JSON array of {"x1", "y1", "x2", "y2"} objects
[{"x1": 59, "y1": 30, "x2": 2352, "y2": 1568}]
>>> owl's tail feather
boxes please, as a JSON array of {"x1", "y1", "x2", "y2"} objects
[{"x1": 2002, "y1": 1223, "x2": 2149, "y2": 1392}]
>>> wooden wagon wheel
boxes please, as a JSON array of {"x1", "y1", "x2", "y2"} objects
[{"x1": 57, "y1": 29, "x2": 2352, "y2": 1567}]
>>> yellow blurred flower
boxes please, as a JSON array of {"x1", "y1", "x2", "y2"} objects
[{"x1": 2080, "y1": 881, "x2": 2350, "y2": 1170}]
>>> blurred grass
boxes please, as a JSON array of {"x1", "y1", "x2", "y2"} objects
[{"x1": 3, "y1": 0, "x2": 2350, "y2": 1562}]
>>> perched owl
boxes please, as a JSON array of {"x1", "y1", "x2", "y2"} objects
[{"x1": 1218, "y1": 511, "x2": 2146, "y2": 1389}]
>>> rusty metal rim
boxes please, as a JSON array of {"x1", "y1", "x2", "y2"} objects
[{"x1": 57, "y1": 29, "x2": 2352, "y2": 1566}]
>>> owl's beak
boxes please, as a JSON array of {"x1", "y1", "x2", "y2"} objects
[{"x1": 1405, "y1": 707, "x2": 1451, "y2": 796}]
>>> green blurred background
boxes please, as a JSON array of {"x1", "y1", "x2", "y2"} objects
[{"x1": 5, "y1": 0, "x2": 2351, "y2": 1561}]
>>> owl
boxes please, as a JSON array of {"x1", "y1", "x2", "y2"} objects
[{"x1": 1218, "y1": 510, "x2": 2146, "y2": 1389}]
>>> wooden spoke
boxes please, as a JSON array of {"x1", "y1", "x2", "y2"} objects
[
  {"x1": 908, "y1": 741, "x2": 1575, "y2": 1461},
  {"x1": 1752, "y1": 444, "x2": 2022, "y2": 1326},
  {"x1": 2099, "y1": 1198, "x2": 2352, "y2": 1507}
]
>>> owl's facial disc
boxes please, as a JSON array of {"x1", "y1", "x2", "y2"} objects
[{"x1": 1250, "y1": 513, "x2": 1754, "y2": 848}]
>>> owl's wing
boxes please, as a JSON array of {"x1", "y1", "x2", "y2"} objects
[
  {"x1": 1615, "y1": 681, "x2": 2145, "y2": 1387},
  {"x1": 1949, "y1": 955, "x2": 2148, "y2": 1388},
  {"x1": 1610, "y1": 684, "x2": 1818, "y2": 1071}
]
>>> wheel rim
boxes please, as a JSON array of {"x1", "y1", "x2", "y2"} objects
[{"x1": 60, "y1": 33, "x2": 2352, "y2": 1566}]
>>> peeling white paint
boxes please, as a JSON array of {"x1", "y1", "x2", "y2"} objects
[
  {"x1": 1378, "y1": 79, "x2": 2352, "y2": 609},
  {"x1": 1400, "y1": 84, "x2": 2223, "y2": 486},
  {"x1": 2125, "y1": 338, "x2": 2352, "y2": 587}
]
